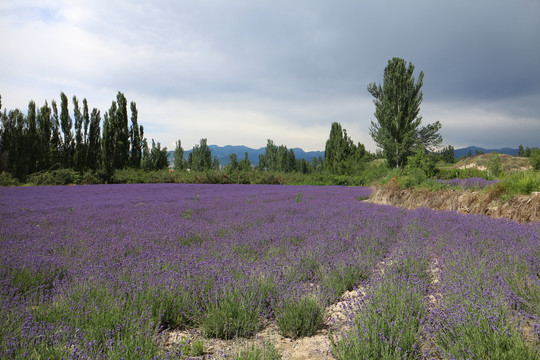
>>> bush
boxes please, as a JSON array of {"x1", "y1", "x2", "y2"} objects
[
  {"x1": 275, "y1": 296, "x2": 325, "y2": 339},
  {"x1": 233, "y1": 340, "x2": 281, "y2": 360},
  {"x1": 201, "y1": 290, "x2": 261, "y2": 339},
  {"x1": 406, "y1": 149, "x2": 436, "y2": 178},
  {"x1": 26, "y1": 169, "x2": 80, "y2": 185},
  {"x1": 530, "y1": 148, "x2": 540, "y2": 170},
  {"x1": 0, "y1": 171, "x2": 19, "y2": 186}
]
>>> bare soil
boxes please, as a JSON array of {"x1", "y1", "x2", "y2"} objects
[{"x1": 368, "y1": 186, "x2": 540, "y2": 223}]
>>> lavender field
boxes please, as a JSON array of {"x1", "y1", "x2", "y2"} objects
[{"x1": 1, "y1": 184, "x2": 539, "y2": 359}]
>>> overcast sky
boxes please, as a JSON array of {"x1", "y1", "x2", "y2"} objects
[{"x1": 1, "y1": 0, "x2": 539, "y2": 152}]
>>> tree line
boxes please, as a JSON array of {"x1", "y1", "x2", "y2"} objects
[
  {"x1": 1, "y1": 57, "x2": 457, "y2": 184},
  {"x1": 0, "y1": 92, "x2": 168, "y2": 181}
]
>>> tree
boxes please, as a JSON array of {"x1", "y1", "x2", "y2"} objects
[
  {"x1": 487, "y1": 153, "x2": 501, "y2": 178},
  {"x1": 190, "y1": 138, "x2": 212, "y2": 171},
  {"x1": 239, "y1": 152, "x2": 251, "y2": 172},
  {"x1": 73, "y1": 96, "x2": 84, "y2": 171},
  {"x1": 87, "y1": 108, "x2": 101, "y2": 171},
  {"x1": 530, "y1": 148, "x2": 540, "y2": 170},
  {"x1": 60, "y1": 92, "x2": 74, "y2": 168},
  {"x1": 368, "y1": 57, "x2": 442, "y2": 168},
  {"x1": 114, "y1": 92, "x2": 130, "y2": 169},
  {"x1": 260, "y1": 140, "x2": 278, "y2": 171},
  {"x1": 228, "y1": 153, "x2": 238, "y2": 172},
  {"x1": 324, "y1": 122, "x2": 366, "y2": 174},
  {"x1": 129, "y1": 102, "x2": 142, "y2": 168},
  {"x1": 174, "y1": 140, "x2": 185, "y2": 170},
  {"x1": 518, "y1": 144, "x2": 524, "y2": 157},
  {"x1": 149, "y1": 139, "x2": 169, "y2": 170},
  {"x1": 37, "y1": 101, "x2": 52, "y2": 170}
]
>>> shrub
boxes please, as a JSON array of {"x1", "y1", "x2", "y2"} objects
[
  {"x1": 0, "y1": 171, "x2": 19, "y2": 186},
  {"x1": 201, "y1": 289, "x2": 261, "y2": 339},
  {"x1": 26, "y1": 169, "x2": 79, "y2": 185},
  {"x1": 275, "y1": 296, "x2": 325, "y2": 339},
  {"x1": 233, "y1": 340, "x2": 281, "y2": 360},
  {"x1": 530, "y1": 148, "x2": 540, "y2": 170}
]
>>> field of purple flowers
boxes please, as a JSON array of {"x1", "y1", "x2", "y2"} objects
[{"x1": 1, "y1": 184, "x2": 539, "y2": 359}]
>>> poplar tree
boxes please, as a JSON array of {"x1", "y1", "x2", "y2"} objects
[
  {"x1": 73, "y1": 95, "x2": 84, "y2": 171},
  {"x1": 60, "y1": 92, "x2": 74, "y2": 168},
  {"x1": 37, "y1": 101, "x2": 52, "y2": 170},
  {"x1": 129, "y1": 101, "x2": 142, "y2": 168},
  {"x1": 191, "y1": 138, "x2": 212, "y2": 171},
  {"x1": 50, "y1": 100, "x2": 62, "y2": 167},
  {"x1": 26, "y1": 100, "x2": 39, "y2": 174},
  {"x1": 82, "y1": 99, "x2": 90, "y2": 170},
  {"x1": 87, "y1": 108, "x2": 101, "y2": 171},
  {"x1": 174, "y1": 140, "x2": 185, "y2": 170},
  {"x1": 115, "y1": 92, "x2": 129, "y2": 169},
  {"x1": 368, "y1": 57, "x2": 442, "y2": 168}
]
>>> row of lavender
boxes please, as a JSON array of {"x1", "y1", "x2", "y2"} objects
[{"x1": 1, "y1": 184, "x2": 539, "y2": 358}]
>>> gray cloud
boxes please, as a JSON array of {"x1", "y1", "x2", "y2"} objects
[{"x1": 1, "y1": 0, "x2": 539, "y2": 151}]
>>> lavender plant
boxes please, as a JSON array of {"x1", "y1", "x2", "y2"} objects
[{"x1": 1, "y1": 183, "x2": 538, "y2": 359}]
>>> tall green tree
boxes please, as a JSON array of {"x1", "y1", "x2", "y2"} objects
[
  {"x1": 149, "y1": 139, "x2": 169, "y2": 170},
  {"x1": 50, "y1": 100, "x2": 62, "y2": 168},
  {"x1": 25, "y1": 100, "x2": 39, "y2": 175},
  {"x1": 129, "y1": 101, "x2": 142, "y2": 168},
  {"x1": 228, "y1": 153, "x2": 238, "y2": 172},
  {"x1": 60, "y1": 92, "x2": 74, "y2": 168},
  {"x1": 324, "y1": 122, "x2": 366, "y2": 174},
  {"x1": 82, "y1": 99, "x2": 90, "y2": 170},
  {"x1": 239, "y1": 152, "x2": 251, "y2": 171},
  {"x1": 173, "y1": 140, "x2": 185, "y2": 170},
  {"x1": 87, "y1": 108, "x2": 101, "y2": 171},
  {"x1": 259, "y1": 139, "x2": 279, "y2": 171},
  {"x1": 114, "y1": 92, "x2": 130, "y2": 169},
  {"x1": 73, "y1": 96, "x2": 84, "y2": 171},
  {"x1": 37, "y1": 101, "x2": 52, "y2": 171},
  {"x1": 190, "y1": 138, "x2": 212, "y2": 171},
  {"x1": 368, "y1": 57, "x2": 442, "y2": 168}
]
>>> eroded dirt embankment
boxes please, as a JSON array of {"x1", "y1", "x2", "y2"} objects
[{"x1": 369, "y1": 186, "x2": 540, "y2": 223}]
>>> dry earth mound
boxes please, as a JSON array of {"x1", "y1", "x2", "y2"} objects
[{"x1": 369, "y1": 185, "x2": 540, "y2": 223}]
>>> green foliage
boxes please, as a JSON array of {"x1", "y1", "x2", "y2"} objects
[
  {"x1": 173, "y1": 140, "x2": 185, "y2": 171},
  {"x1": 295, "y1": 192, "x2": 303, "y2": 203},
  {"x1": 142, "y1": 139, "x2": 169, "y2": 171},
  {"x1": 189, "y1": 138, "x2": 212, "y2": 171},
  {"x1": 175, "y1": 336, "x2": 205, "y2": 357},
  {"x1": 406, "y1": 148, "x2": 436, "y2": 178},
  {"x1": 233, "y1": 340, "x2": 282, "y2": 360},
  {"x1": 368, "y1": 57, "x2": 442, "y2": 168},
  {"x1": 201, "y1": 290, "x2": 262, "y2": 339},
  {"x1": 530, "y1": 148, "x2": 540, "y2": 170},
  {"x1": 0, "y1": 171, "x2": 19, "y2": 186},
  {"x1": 500, "y1": 171, "x2": 540, "y2": 195},
  {"x1": 487, "y1": 152, "x2": 502, "y2": 178},
  {"x1": 26, "y1": 169, "x2": 79, "y2": 185},
  {"x1": 436, "y1": 167, "x2": 489, "y2": 180},
  {"x1": 129, "y1": 101, "x2": 142, "y2": 168},
  {"x1": 324, "y1": 122, "x2": 368, "y2": 175},
  {"x1": 275, "y1": 296, "x2": 325, "y2": 339}
]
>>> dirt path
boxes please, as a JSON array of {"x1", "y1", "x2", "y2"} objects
[{"x1": 162, "y1": 257, "x2": 398, "y2": 359}]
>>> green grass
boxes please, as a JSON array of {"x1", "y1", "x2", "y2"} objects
[
  {"x1": 275, "y1": 296, "x2": 325, "y2": 339},
  {"x1": 201, "y1": 289, "x2": 262, "y2": 339},
  {"x1": 233, "y1": 340, "x2": 281, "y2": 360}
]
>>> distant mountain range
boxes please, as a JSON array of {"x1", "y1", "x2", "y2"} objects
[
  {"x1": 167, "y1": 144, "x2": 523, "y2": 165},
  {"x1": 167, "y1": 145, "x2": 325, "y2": 165},
  {"x1": 453, "y1": 146, "x2": 520, "y2": 159}
]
